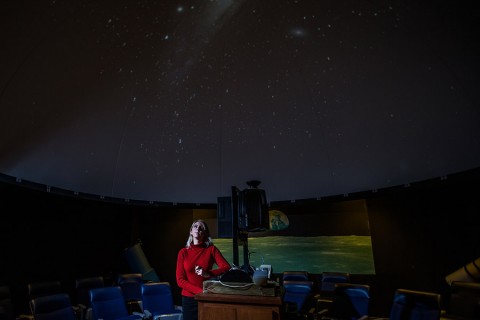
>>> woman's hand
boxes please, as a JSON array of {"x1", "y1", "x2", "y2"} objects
[{"x1": 195, "y1": 265, "x2": 210, "y2": 278}]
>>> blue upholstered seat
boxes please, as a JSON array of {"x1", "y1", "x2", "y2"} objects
[
  {"x1": 141, "y1": 282, "x2": 183, "y2": 320},
  {"x1": 29, "y1": 293, "x2": 77, "y2": 320},
  {"x1": 329, "y1": 283, "x2": 370, "y2": 320},
  {"x1": 282, "y1": 280, "x2": 315, "y2": 314},
  {"x1": 89, "y1": 286, "x2": 141, "y2": 320},
  {"x1": 389, "y1": 288, "x2": 441, "y2": 320}
]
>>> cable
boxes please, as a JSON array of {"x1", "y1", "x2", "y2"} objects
[{"x1": 218, "y1": 281, "x2": 253, "y2": 289}]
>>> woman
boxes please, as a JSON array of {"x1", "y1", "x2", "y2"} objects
[{"x1": 176, "y1": 219, "x2": 231, "y2": 320}]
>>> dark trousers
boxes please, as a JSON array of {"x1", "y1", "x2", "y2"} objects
[{"x1": 182, "y1": 295, "x2": 198, "y2": 320}]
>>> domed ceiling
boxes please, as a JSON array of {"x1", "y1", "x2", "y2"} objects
[{"x1": 1, "y1": 0, "x2": 479, "y2": 203}]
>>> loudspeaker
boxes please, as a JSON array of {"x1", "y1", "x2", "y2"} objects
[{"x1": 238, "y1": 180, "x2": 269, "y2": 232}]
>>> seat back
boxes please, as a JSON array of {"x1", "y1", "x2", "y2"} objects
[
  {"x1": 29, "y1": 293, "x2": 77, "y2": 320},
  {"x1": 316, "y1": 272, "x2": 351, "y2": 315},
  {"x1": 117, "y1": 273, "x2": 143, "y2": 314},
  {"x1": 447, "y1": 281, "x2": 480, "y2": 319},
  {"x1": 28, "y1": 281, "x2": 63, "y2": 301},
  {"x1": 282, "y1": 280, "x2": 314, "y2": 314},
  {"x1": 0, "y1": 285, "x2": 14, "y2": 320},
  {"x1": 141, "y1": 282, "x2": 182, "y2": 319},
  {"x1": 282, "y1": 271, "x2": 310, "y2": 282},
  {"x1": 117, "y1": 274, "x2": 143, "y2": 302},
  {"x1": 319, "y1": 272, "x2": 350, "y2": 297},
  {"x1": 389, "y1": 288, "x2": 441, "y2": 320},
  {"x1": 75, "y1": 276, "x2": 105, "y2": 308},
  {"x1": 75, "y1": 276, "x2": 105, "y2": 320},
  {"x1": 330, "y1": 283, "x2": 370, "y2": 320},
  {"x1": 90, "y1": 286, "x2": 131, "y2": 320}
]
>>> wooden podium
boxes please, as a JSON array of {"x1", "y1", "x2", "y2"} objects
[{"x1": 196, "y1": 291, "x2": 282, "y2": 320}]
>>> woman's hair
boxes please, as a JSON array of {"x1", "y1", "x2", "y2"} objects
[{"x1": 185, "y1": 219, "x2": 213, "y2": 248}]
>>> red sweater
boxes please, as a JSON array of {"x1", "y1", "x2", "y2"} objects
[{"x1": 176, "y1": 243, "x2": 231, "y2": 297}]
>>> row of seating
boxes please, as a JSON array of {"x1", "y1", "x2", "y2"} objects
[
  {"x1": 90, "y1": 283, "x2": 182, "y2": 320},
  {"x1": 281, "y1": 270, "x2": 352, "y2": 318},
  {"x1": 2, "y1": 273, "x2": 182, "y2": 320},
  {"x1": 27, "y1": 281, "x2": 182, "y2": 320},
  {"x1": 280, "y1": 271, "x2": 480, "y2": 320}
]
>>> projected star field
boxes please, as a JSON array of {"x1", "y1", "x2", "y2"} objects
[{"x1": 0, "y1": 0, "x2": 479, "y2": 203}]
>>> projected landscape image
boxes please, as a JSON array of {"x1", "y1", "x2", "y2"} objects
[{"x1": 213, "y1": 235, "x2": 375, "y2": 275}]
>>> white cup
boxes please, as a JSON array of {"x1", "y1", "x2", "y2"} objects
[{"x1": 253, "y1": 269, "x2": 268, "y2": 287}]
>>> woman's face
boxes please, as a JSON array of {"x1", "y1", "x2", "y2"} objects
[{"x1": 190, "y1": 221, "x2": 207, "y2": 241}]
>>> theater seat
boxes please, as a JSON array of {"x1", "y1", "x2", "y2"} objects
[
  {"x1": 117, "y1": 273, "x2": 143, "y2": 314},
  {"x1": 318, "y1": 283, "x2": 370, "y2": 320},
  {"x1": 445, "y1": 281, "x2": 480, "y2": 319},
  {"x1": 29, "y1": 293, "x2": 77, "y2": 320},
  {"x1": 89, "y1": 286, "x2": 142, "y2": 320},
  {"x1": 389, "y1": 288, "x2": 441, "y2": 320},
  {"x1": 141, "y1": 282, "x2": 182, "y2": 320},
  {"x1": 282, "y1": 280, "x2": 315, "y2": 316},
  {"x1": 75, "y1": 276, "x2": 105, "y2": 320}
]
